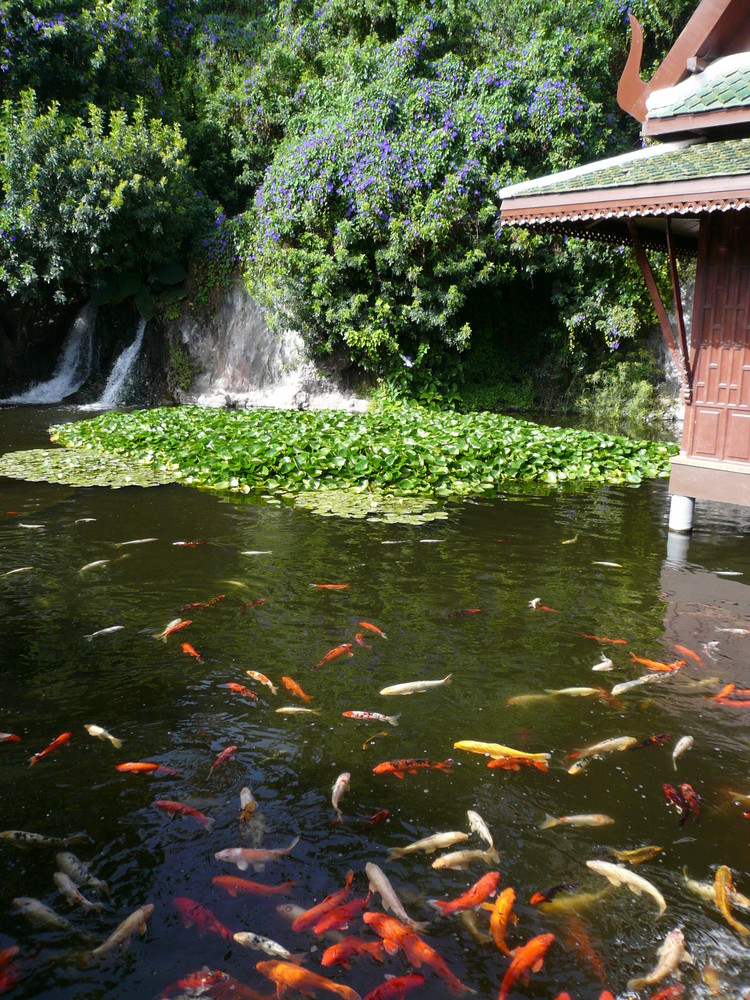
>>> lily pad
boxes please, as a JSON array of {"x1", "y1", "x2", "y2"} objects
[{"x1": 0, "y1": 448, "x2": 176, "y2": 489}]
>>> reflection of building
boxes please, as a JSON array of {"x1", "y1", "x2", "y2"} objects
[{"x1": 497, "y1": 0, "x2": 750, "y2": 532}]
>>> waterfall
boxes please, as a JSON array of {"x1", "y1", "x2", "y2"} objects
[
  {"x1": 0, "y1": 303, "x2": 96, "y2": 404},
  {"x1": 83, "y1": 319, "x2": 146, "y2": 411}
]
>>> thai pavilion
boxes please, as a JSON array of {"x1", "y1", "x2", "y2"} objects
[{"x1": 497, "y1": 0, "x2": 750, "y2": 532}]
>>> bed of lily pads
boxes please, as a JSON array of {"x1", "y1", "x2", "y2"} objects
[
  {"x1": 0, "y1": 404, "x2": 679, "y2": 522},
  {"x1": 45, "y1": 402, "x2": 676, "y2": 498}
]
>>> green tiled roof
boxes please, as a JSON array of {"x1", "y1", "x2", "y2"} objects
[
  {"x1": 648, "y1": 64, "x2": 750, "y2": 119},
  {"x1": 498, "y1": 138, "x2": 750, "y2": 199}
]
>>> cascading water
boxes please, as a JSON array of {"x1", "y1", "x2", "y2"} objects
[
  {"x1": 174, "y1": 282, "x2": 367, "y2": 411},
  {"x1": 83, "y1": 318, "x2": 146, "y2": 411},
  {"x1": 0, "y1": 303, "x2": 96, "y2": 404}
]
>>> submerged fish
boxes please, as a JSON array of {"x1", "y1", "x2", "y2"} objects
[
  {"x1": 256, "y1": 960, "x2": 359, "y2": 1000},
  {"x1": 53, "y1": 871, "x2": 104, "y2": 913},
  {"x1": 432, "y1": 846, "x2": 499, "y2": 870},
  {"x1": 672, "y1": 735, "x2": 694, "y2": 770},
  {"x1": 714, "y1": 865, "x2": 750, "y2": 938},
  {"x1": 607, "y1": 845, "x2": 662, "y2": 865},
  {"x1": 214, "y1": 835, "x2": 300, "y2": 872},
  {"x1": 84, "y1": 724, "x2": 122, "y2": 749},
  {"x1": 79, "y1": 559, "x2": 111, "y2": 574},
  {"x1": 1, "y1": 830, "x2": 88, "y2": 849},
  {"x1": 373, "y1": 758, "x2": 453, "y2": 779},
  {"x1": 540, "y1": 814, "x2": 614, "y2": 829},
  {"x1": 586, "y1": 859, "x2": 666, "y2": 916},
  {"x1": 12, "y1": 896, "x2": 81, "y2": 933},
  {"x1": 276, "y1": 706, "x2": 320, "y2": 715},
  {"x1": 388, "y1": 831, "x2": 469, "y2": 859},
  {"x1": 567, "y1": 736, "x2": 636, "y2": 774},
  {"x1": 454, "y1": 740, "x2": 550, "y2": 770},
  {"x1": 233, "y1": 930, "x2": 302, "y2": 961},
  {"x1": 332, "y1": 772, "x2": 351, "y2": 816},
  {"x1": 56, "y1": 852, "x2": 110, "y2": 899},
  {"x1": 342, "y1": 711, "x2": 400, "y2": 726},
  {"x1": 115, "y1": 537, "x2": 158, "y2": 548},
  {"x1": 365, "y1": 862, "x2": 429, "y2": 931},
  {"x1": 246, "y1": 670, "x2": 278, "y2": 696},
  {"x1": 611, "y1": 674, "x2": 667, "y2": 696},
  {"x1": 467, "y1": 809, "x2": 494, "y2": 850},
  {"x1": 627, "y1": 928, "x2": 692, "y2": 990},
  {"x1": 379, "y1": 675, "x2": 452, "y2": 696},
  {"x1": 84, "y1": 626, "x2": 124, "y2": 641},
  {"x1": 86, "y1": 903, "x2": 154, "y2": 957}
]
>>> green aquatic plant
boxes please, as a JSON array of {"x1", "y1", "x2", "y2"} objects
[
  {"x1": 42, "y1": 403, "x2": 676, "y2": 504},
  {"x1": 0, "y1": 447, "x2": 175, "y2": 489}
]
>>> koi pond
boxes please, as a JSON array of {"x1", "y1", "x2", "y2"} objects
[{"x1": 1, "y1": 404, "x2": 750, "y2": 1000}]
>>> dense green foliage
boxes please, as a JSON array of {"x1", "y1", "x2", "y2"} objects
[
  {"x1": 0, "y1": 0, "x2": 694, "y2": 397},
  {"x1": 48, "y1": 405, "x2": 677, "y2": 511}
]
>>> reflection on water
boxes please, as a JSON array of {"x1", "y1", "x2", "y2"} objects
[{"x1": 0, "y1": 406, "x2": 749, "y2": 999}]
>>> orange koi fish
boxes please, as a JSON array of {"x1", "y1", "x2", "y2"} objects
[
  {"x1": 362, "y1": 912, "x2": 473, "y2": 993},
  {"x1": 116, "y1": 761, "x2": 179, "y2": 775},
  {"x1": 715, "y1": 698, "x2": 750, "y2": 708},
  {"x1": 0, "y1": 733, "x2": 20, "y2": 743},
  {"x1": 181, "y1": 642, "x2": 203, "y2": 662},
  {"x1": 649, "y1": 986, "x2": 685, "y2": 1000},
  {"x1": 292, "y1": 871, "x2": 354, "y2": 932},
  {"x1": 321, "y1": 936, "x2": 385, "y2": 969},
  {"x1": 180, "y1": 601, "x2": 203, "y2": 612},
  {"x1": 281, "y1": 676, "x2": 313, "y2": 703},
  {"x1": 313, "y1": 583, "x2": 350, "y2": 590},
  {"x1": 630, "y1": 652, "x2": 686, "y2": 672},
  {"x1": 358, "y1": 621, "x2": 387, "y2": 638},
  {"x1": 158, "y1": 968, "x2": 232, "y2": 998},
  {"x1": 580, "y1": 633, "x2": 628, "y2": 645},
  {"x1": 498, "y1": 933, "x2": 555, "y2": 1000},
  {"x1": 561, "y1": 916, "x2": 606, "y2": 982},
  {"x1": 673, "y1": 644, "x2": 703, "y2": 665},
  {"x1": 713, "y1": 682, "x2": 739, "y2": 700},
  {"x1": 29, "y1": 731, "x2": 71, "y2": 766},
  {"x1": 153, "y1": 800, "x2": 214, "y2": 829},
  {"x1": 202, "y1": 594, "x2": 226, "y2": 608},
  {"x1": 362, "y1": 974, "x2": 425, "y2": 1000},
  {"x1": 449, "y1": 608, "x2": 482, "y2": 616},
  {"x1": 246, "y1": 670, "x2": 278, "y2": 696},
  {"x1": 372, "y1": 758, "x2": 453, "y2": 779},
  {"x1": 366, "y1": 809, "x2": 390, "y2": 826},
  {"x1": 313, "y1": 893, "x2": 371, "y2": 934},
  {"x1": 680, "y1": 782, "x2": 700, "y2": 822},
  {"x1": 315, "y1": 643, "x2": 354, "y2": 670},
  {"x1": 487, "y1": 886, "x2": 516, "y2": 955},
  {"x1": 256, "y1": 961, "x2": 359, "y2": 1000},
  {"x1": 354, "y1": 633, "x2": 371, "y2": 648},
  {"x1": 220, "y1": 682, "x2": 259, "y2": 701},
  {"x1": 212, "y1": 875, "x2": 295, "y2": 898},
  {"x1": 486, "y1": 756, "x2": 549, "y2": 773},
  {"x1": 429, "y1": 871, "x2": 501, "y2": 916},
  {"x1": 239, "y1": 598, "x2": 268, "y2": 610},
  {"x1": 162, "y1": 619, "x2": 193, "y2": 641},
  {"x1": 0, "y1": 956, "x2": 20, "y2": 994},
  {"x1": 529, "y1": 885, "x2": 576, "y2": 905},
  {"x1": 209, "y1": 745, "x2": 238, "y2": 777},
  {"x1": 174, "y1": 896, "x2": 234, "y2": 941}
]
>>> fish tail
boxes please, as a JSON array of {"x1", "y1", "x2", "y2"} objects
[
  {"x1": 428, "y1": 899, "x2": 450, "y2": 915},
  {"x1": 485, "y1": 847, "x2": 500, "y2": 863},
  {"x1": 437, "y1": 759, "x2": 454, "y2": 773},
  {"x1": 290, "y1": 952, "x2": 307, "y2": 965},
  {"x1": 84, "y1": 634, "x2": 93, "y2": 642},
  {"x1": 388, "y1": 848, "x2": 405, "y2": 860},
  {"x1": 627, "y1": 978, "x2": 649, "y2": 991},
  {"x1": 444, "y1": 674, "x2": 453, "y2": 685},
  {"x1": 533, "y1": 760, "x2": 549, "y2": 773},
  {"x1": 389, "y1": 715, "x2": 400, "y2": 727},
  {"x1": 539, "y1": 815, "x2": 558, "y2": 830},
  {"x1": 111, "y1": 737, "x2": 123, "y2": 750}
]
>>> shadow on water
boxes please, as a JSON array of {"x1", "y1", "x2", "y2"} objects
[{"x1": 0, "y1": 406, "x2": 749, "y2": 998}]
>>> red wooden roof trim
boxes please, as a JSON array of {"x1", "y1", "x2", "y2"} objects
[
  {"x1": 617, "y1": 1, "x2": 740, "y2": 125},
  {"x1": 644, "y1": 106, "x2": 750, "y2": 138},
  {"x1": 499, "y1": 173, "x2": 750, "y2": 226}
]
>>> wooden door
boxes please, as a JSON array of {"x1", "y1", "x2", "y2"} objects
[{"x1": 686, "y1": 211, "x2": 750, "y2": 463}]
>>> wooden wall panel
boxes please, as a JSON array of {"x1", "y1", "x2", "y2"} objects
[{"x1": 686, "y1": 211, "x2": 750, "y2": 464}]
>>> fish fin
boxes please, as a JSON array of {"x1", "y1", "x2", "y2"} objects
[
  {"x1": 410, "y1": 920, "x2": 431, "y2": 931},
  {"x1": 236, "y1": 860, "x2": 249, "y2": 871},
  {"x1": 389, "y1": 715, "x2": 400, "y2": 727},
  {"x1": 531, "y1": 959, "x2": 545, "y2": 973},
  {"x1": 383, "y1": 938, "x2": 400, "y2": 956},
  {"x1": 387, "y1": 849, "x2": 405, "y2": 860},
  {"x1": 443, "y1": 674, "x2": 453, "y2": 684},
  {"x1": 428, "y1": 900, "x2": 448, "y2": 915},
  {"x1": 437, "y1": 760, "x2": 454, "y2": 773},
  {"x1": 84, "y1": 634, "x2": 94, "y2": 642},
  {"x1": 252, "y1": 863, "x2": 265, "y2": 873},
  {"x1": 289, "y1": 952, "x2": 307, "y2": 966},
  {"x1": 111, "y1": 738, "x2": 123, "y2": 749},
  {"x1": 539, "y1": 815, "x2": 558, "y2": 830},
  {"x1": 533, "y1": 760, "x2": 549, "y2": 773},
  {"x1": 392, "y1": 771, "x2": 405, "y2": 779}
]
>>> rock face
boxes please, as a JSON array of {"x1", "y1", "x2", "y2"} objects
[{"x1": 169, "y1": 282, "x2": 367, "y2": 412}]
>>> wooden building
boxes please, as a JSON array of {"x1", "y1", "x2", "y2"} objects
[{"x1": 497, "y1": 0, "x2": 750, "y2": 530}]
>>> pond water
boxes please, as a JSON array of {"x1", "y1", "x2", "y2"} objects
[{"x1": 1, "y1": 405, "x2": 750, "y2": 1000}]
